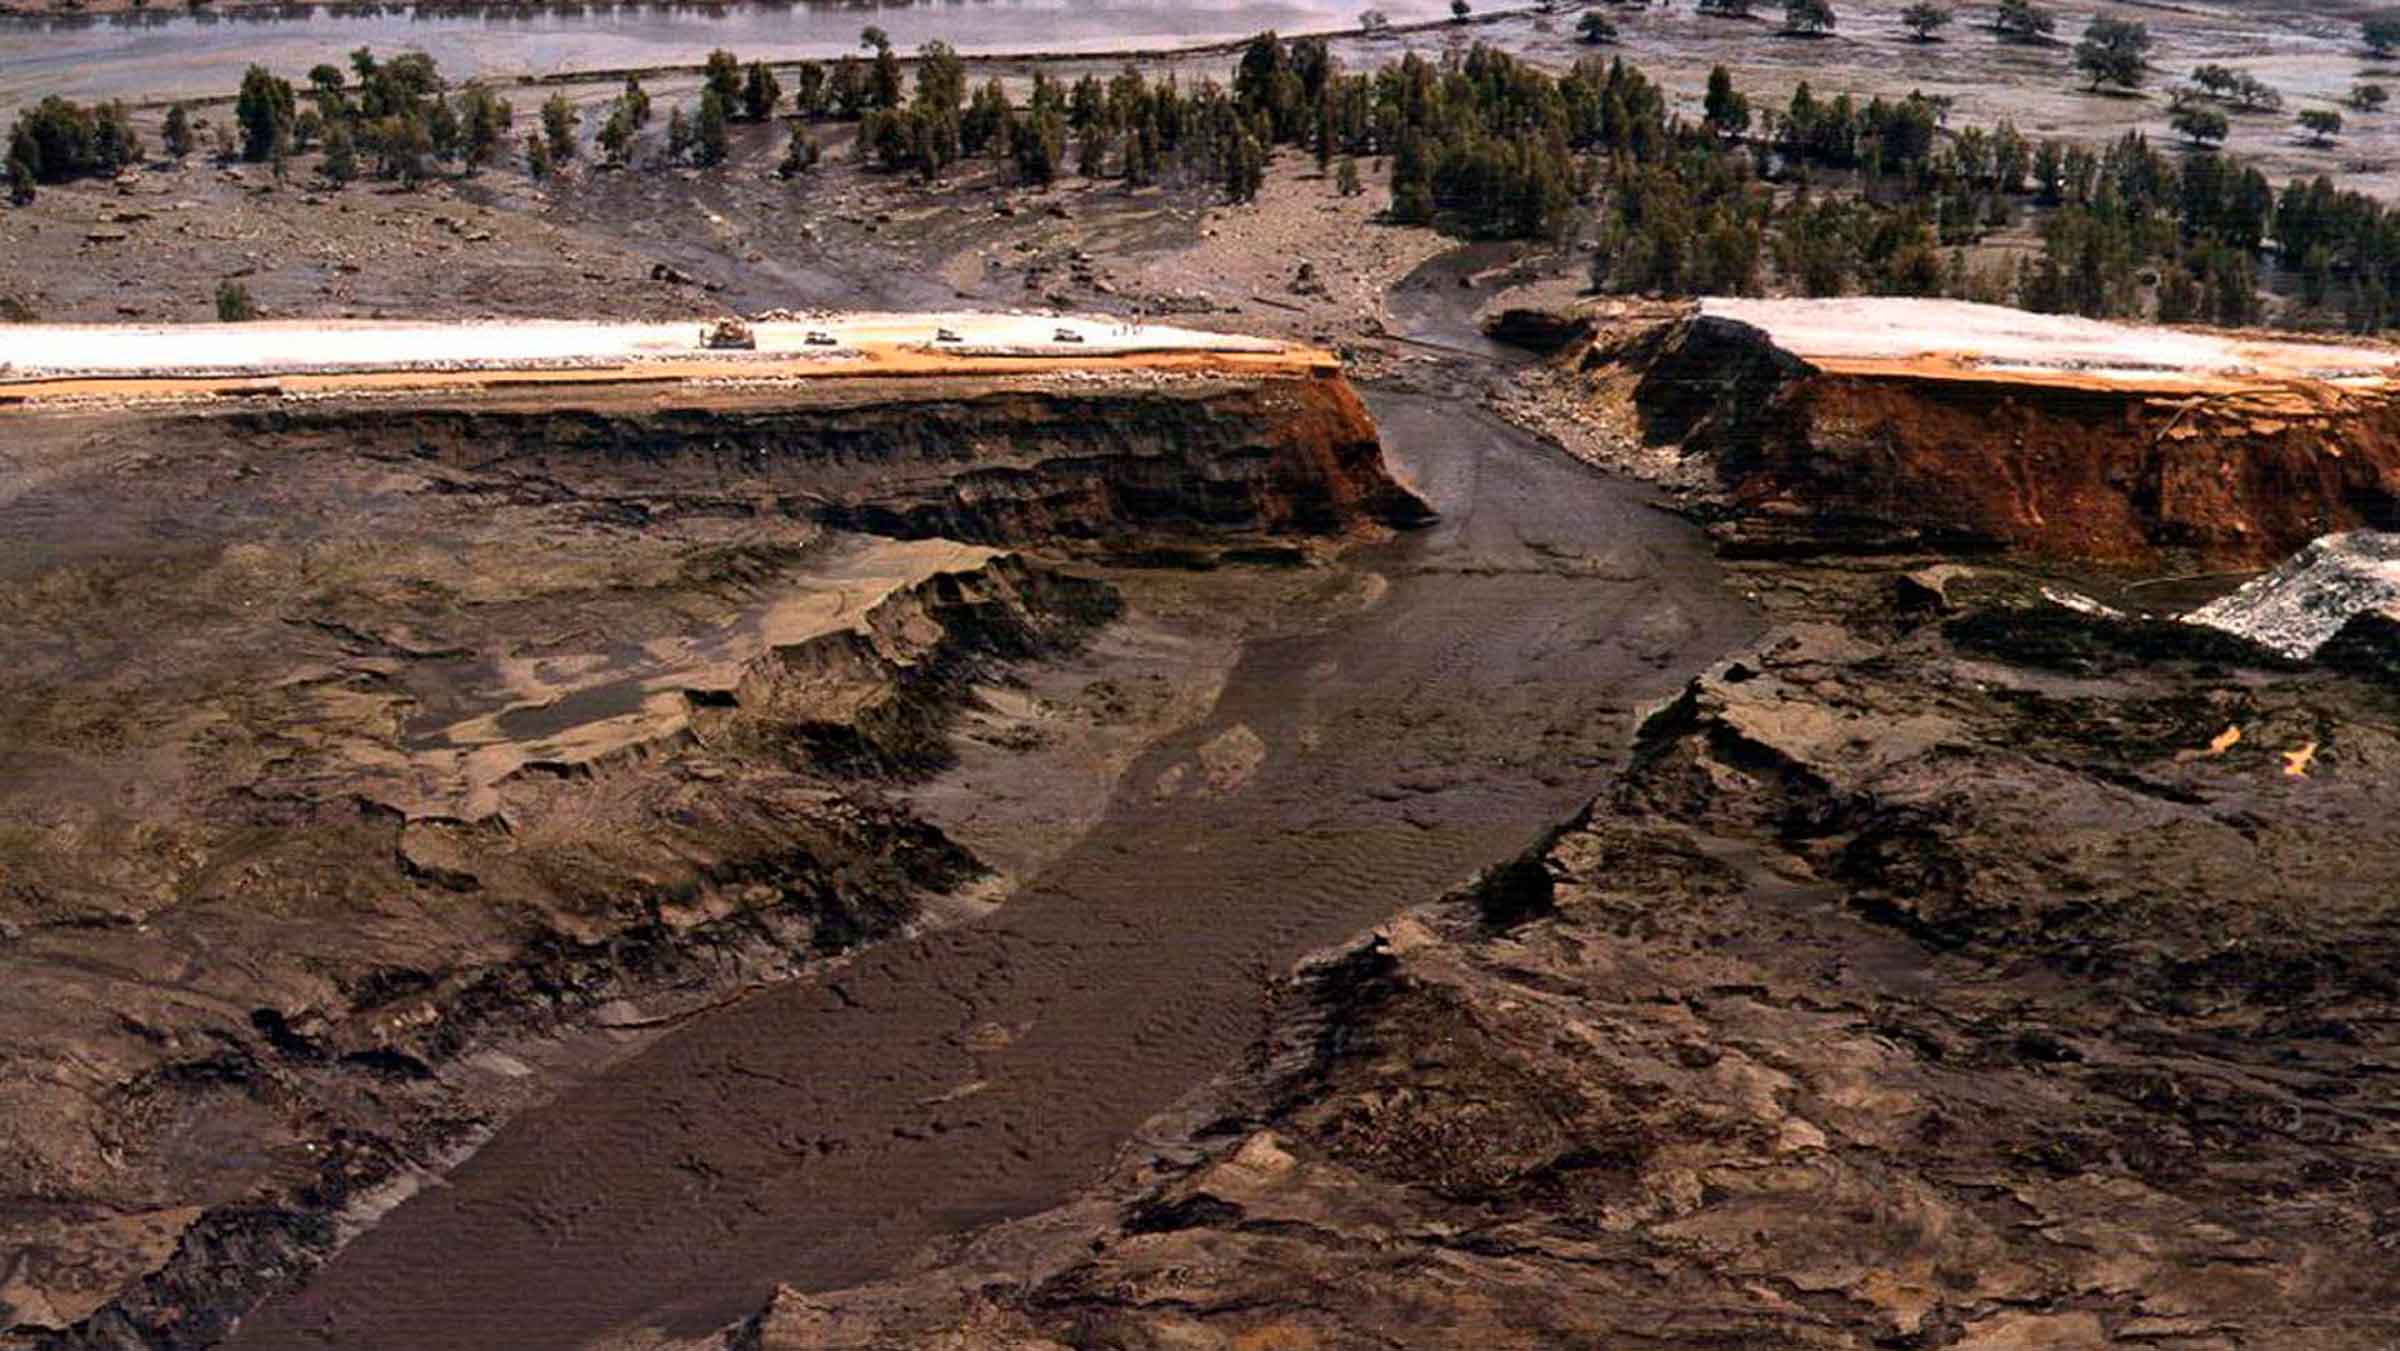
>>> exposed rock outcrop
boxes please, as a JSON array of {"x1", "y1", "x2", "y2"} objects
[
  {"x1": 1479, "y1": 306, "x2": 1596, "y2": 355},
  {"x1": 220, "y1": 370, "x2": 1429, "y2": 553}
]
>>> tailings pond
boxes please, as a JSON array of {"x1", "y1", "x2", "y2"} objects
[{"x1": 225, "y1": 390, "x2": 1759, "y2": 1350}]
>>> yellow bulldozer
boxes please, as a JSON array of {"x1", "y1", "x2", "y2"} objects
[{"x1": 699, "y1": 318, "x2": 756, "y2": 350}]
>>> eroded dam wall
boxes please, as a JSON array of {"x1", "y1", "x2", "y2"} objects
[
  {"x1": 1587, "y1": 299, "x2": 2400, "y2": 567},
  {"x1": 0, "y1": 331, "x2": 1426, "y2": 1349},
  {"x1": 220, "y1": 368, "x2": 1428, "y2": 549}
]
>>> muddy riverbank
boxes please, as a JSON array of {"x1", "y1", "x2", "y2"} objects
[{"x1": 215, "y1": 390, "x2": 1757, "y2": 1350}]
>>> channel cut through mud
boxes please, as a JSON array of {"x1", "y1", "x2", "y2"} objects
[{"x1": 222, "y1": 392, "x2": 1758, "y2": 1350}]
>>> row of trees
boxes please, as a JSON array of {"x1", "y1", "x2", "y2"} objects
[
  {"x1": 14, "y1": 22, "x2": 2400, "y2": 331},
  {"x1": 1591, "y1": 57, "x2": 2400, "y2": 330},
  {"x1": 222, "y1": 50, "x2": 518, "y2": 185},
  {"x1": 7, "y1": 96, "x2": 141, "y2": 194}
]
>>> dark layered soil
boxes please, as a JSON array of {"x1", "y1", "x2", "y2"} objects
[
  {"x1": 698, "y1": 559, "x2": 2400, "y2": 1351},
  {"x1": 1551, "y1": 307, "x2": 2400, "y2": 568},
  {"x1": 0, "y1": 364, "x2": 1426, "y2": 1349}
]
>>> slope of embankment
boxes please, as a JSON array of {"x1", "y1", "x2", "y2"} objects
[
  {"x1": 1541, "y1": 297, "x2": 2400, "y2": 568},
  {"x1": 0, "y1": 318, "x2": 1425, "y2": 1348}
]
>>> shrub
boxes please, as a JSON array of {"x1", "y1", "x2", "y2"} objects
[
  {"x1": 1993, "y1": 0, "x2": 2055, "y2": 40},
  {"x1": 541, "y1": 92, "x2": 578, "y2": 163},
  {"x1": 235, "y1": 65, "x2": 295, "y2": 162},
  {"x1": 2170, "y1": 103, "x2": 2228, "y2": 146},
  {"x1": 214, "y1": 280, "x2": 258, "y2": 321},
  {"x1": 9, "y1": 96, "x2": 143, "y2": 183},
  {"x1": 2074, "y1": 17, "x2": 2153, "y2": 93},
  {"x1": 1901, "y1": 2, "x2": 1951, "y2": 39}
]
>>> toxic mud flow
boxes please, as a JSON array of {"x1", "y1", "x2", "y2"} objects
[{"x1": 225, "y1": 394, "x2": 1757, "y2": 1351}]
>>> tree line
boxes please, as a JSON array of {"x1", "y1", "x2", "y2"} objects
[
  {"x1": 1580, "y1": 58, "x2": 2394, "y2": 330},
  {"x1": 11, "y1": 21, "x2": 2400, "y2": 330}
]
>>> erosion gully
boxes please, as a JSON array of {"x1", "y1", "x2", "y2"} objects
[{"x1": 226, "y1": 362, "x2": 1759, "y2": 1349}]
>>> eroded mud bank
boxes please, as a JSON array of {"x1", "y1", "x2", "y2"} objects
[
  {"x1": 695, "y1": 561, "x2": 2400, "y2": 1351},
  {"x1": 0, "y1": 363, "x2": 1422, "y2": 1349},
  {"x1": 1552, "y1": 300, "x2": 2400, "y2": 567},
  {"x1": 210, "y1": 393, "x2": 1758, "y2": 1351}
]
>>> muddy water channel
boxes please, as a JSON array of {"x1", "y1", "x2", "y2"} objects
[
  {"x1": 226, "y1": 393, "x2": 1757, "y2": 1350},
  {"x1": 0, "y1": 0, "x2": 1461, "y2": 109}
]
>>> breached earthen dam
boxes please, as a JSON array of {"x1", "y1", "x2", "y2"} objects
[{"x1": 0, "y1": 313, "x2": 1755, "y2": 1349}]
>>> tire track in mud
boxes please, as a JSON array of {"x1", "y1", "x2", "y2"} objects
[{"x1": 227, "y1": 394, "x2": 1760, "y2": 1351}]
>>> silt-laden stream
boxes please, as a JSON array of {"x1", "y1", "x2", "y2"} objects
[{"x1": 228, "y1": 391, "x2": 1758, "y2": 1349}]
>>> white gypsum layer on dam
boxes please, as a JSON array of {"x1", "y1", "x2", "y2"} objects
[
  {"x1": 0, "y1": 313, "x2": 1288, "y2": 377},
  {"x1": 1702, "y1": 297, "x2": 2400, "y2": 387}
]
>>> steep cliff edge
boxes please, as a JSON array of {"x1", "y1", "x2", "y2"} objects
[
  {"x1": 1533, "y1": 298, "x2": 2400, "y2": 567},
  {"x1": 0, "y1": 353, "x2": 1422, "y2": 1349},
  {"x1": 218, "y1": 369, "x2": 1429, "y2": 552}
]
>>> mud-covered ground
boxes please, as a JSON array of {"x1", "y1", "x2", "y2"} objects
[
  {"x1": 207, "y1": 385, "x2": 1759, "y2": 1351},
  {"x1": 8, "y1": 6, "x2": 2400, "y2": 1347},
  {"x1": 0, "y1": 354, "x2": 1436, "y2": 1347},
  {"x1": 678, "y1": 556, "x2": 2400, "y2": 1351}
]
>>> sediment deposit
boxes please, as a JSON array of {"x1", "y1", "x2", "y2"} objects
[
  {"x1": 0, "y1": 317, "x2": 1426, "y2": 1347},
  {"x1": 697, "y1": 563, "x2": 2400, "y2": 1351}
]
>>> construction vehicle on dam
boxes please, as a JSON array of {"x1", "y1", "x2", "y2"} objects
[{"x1": 699, "y1": 318, "x2": 756, "y2": 350}]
